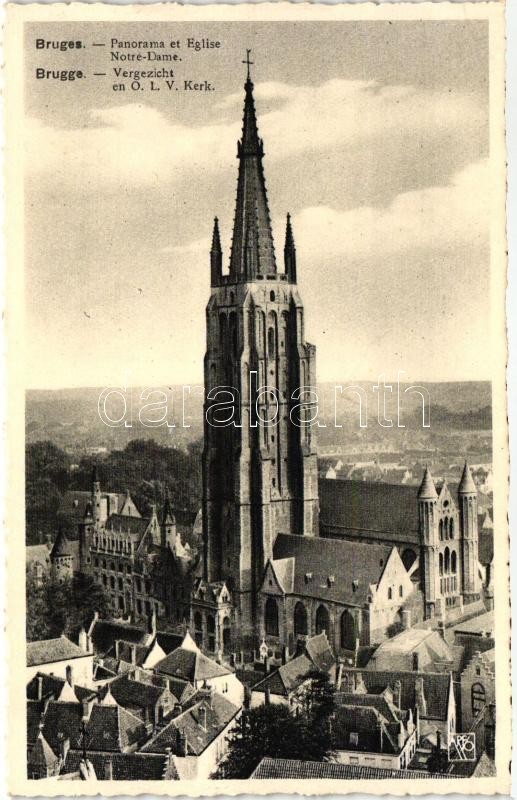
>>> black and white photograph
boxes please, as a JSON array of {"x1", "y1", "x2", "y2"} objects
[{"x1": 4, "y1": 2, "x2": 510, "y2": 794}]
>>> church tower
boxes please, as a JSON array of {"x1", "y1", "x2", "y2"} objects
[
  {"x1": 418, "y1": 466, "x2": 439, "y2": 619},
  {"x1": 458, "y1": 461, "x2": 481, "y2": 603},
  {"x1": 201, "y1": 55, "x2": 319, "y2": 647}
]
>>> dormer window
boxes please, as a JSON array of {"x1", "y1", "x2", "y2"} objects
[
  {"x1": 305, "y1": 572, "x2": 313, "y2": 583},
  {"x1": 327, "y1": 575, "x2": 335, "y2": 587},
  {"x1": 352, "y1": 580, "x2": 358, "y2": 593}
]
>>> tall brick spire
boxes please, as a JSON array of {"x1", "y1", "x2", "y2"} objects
[{"x1": 229, "y1": 55, "x2": 276, "y2": 280}]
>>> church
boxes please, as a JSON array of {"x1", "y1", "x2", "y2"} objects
[{"x1": 190, "y1": 58, "x2": 484, "y2": 657}]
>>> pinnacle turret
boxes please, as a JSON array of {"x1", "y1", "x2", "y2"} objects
[
  {"x1": 210, "y1": 217, "x2": 222, "y2": 286},
  {"x1": 418, "y1": 466, "x2": 438, "y2": 500},
  {"x1": 284, "y1": 212, "x2": 297, "y2": 283},
  {"x1": 458, "y1": 461, "x2": 477, "y2": 495}
]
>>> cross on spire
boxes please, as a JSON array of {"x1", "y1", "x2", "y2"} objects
[{"x1": 242, "y1": 49, "x2": 253, "y2": 80}]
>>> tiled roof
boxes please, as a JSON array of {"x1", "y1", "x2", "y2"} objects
[
  {"x1": 50, "y1": 529, "x2": 73, "y2": 559},
  {"x1": 454, "y1": 611, "x2": 494, "y2": 636},
  {"x1": 318, "y1": 478, "x2": 420, "y2": 544},
  {"x1": 84, "y1": 703, "x2": 148, "y2": 752},
  {"x1": 109, "y1": 674, "x2": 173, "y2": 710},
  {"x1": 88, "y1": 616, "x2": 183, "y2": 658},
  {"x1": 28, "y1": 732, "x2": 59, "y2": 769},
  {"x1": 27, "y1": 672, "x2": 94, "y2": 703},
  {"x1": 333, "y1": 704, "x2": 399, "y2": 754},
  {"x1": 142, "y1": 691, "x2": 239, "y2": 756},
  {"x1": 106, "y1": 514, "x2": 150, "y2": 537},
  {"x1": 339, "y1": 668, "x2": 452, "y2": 721},
  {"x1": 63, "y1": 749, "x2": 178, "y2": 780},
  {"x1": 335, "y1": 692, "x2": 402, "y2": 725},
  {"x1": 251, "y1": 757, "x2": 458, "y2": 780},
  {"x1": 478, "y1": 530, "x2": 494, "y2": 565},
  {"x1": 27, "y1": 699, "x2": 45, "y2": 745},
  {"x1": 27, "y1": 635, "x2": 87, "y2": 667},
  {"x1": 41, "y1": 701, "x2": 84, "y2": 752},
  {"x1": 272, "y1": 534, "x2": 393, "y2": 605},
  {"x1": 253, "y1": 654, "x2": 314, "y2": 696},
  {"x1": 369, "y1": 628, "x2": 454, "y2": 669},
  {"x1": 154, "y1": 645, "x2": 231, "y2": 682},
  {"x1": 305, "y1": 633, "x2": 335, "y2": 673}
]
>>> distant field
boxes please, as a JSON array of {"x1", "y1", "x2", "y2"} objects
[{"x1": 25, "y1": 381, "x2": 491, "y2": 452}]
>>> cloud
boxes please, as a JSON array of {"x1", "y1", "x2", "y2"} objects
[
  {"x1": 290, "y1": 158, "x2": 489, "y2": 263},
  {"x1": 25, "y1": 79, "x2": 485, "y2": 193}
]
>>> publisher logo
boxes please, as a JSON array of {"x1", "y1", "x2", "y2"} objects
[{"x1": 448, "y1": 733, "x2": 476, "y2": 762}]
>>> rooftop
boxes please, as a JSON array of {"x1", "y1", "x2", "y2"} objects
[
  {"x1": 251, "y1": 757, "x2": 458, "y2": 780},
  {"x1": 27, "y1": 635, "x2": 87, "y2": 667}
]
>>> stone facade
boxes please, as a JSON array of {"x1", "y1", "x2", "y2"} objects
[{"x1": 202, "y1": 70, "x2": 318, "y2": 648}]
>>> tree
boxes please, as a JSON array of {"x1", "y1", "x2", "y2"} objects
[
  {"x1": 212, "y1": 677, "x2": 336, "y2": 780},
  {"x1": 26, "y1": 571, "x2": 111, "y2": 642}
]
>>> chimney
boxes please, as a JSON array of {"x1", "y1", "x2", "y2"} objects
[
  {"x1": 148, "y1": 607, "x2": 157, "y2": 639},
  {"x1": 134, "y1": 666, "x2": 141, "y2": 682},
  {"x1": 86, "y1": 634, "x2": 92, "y2": 654},
  {"x1": 415, "y1": 676, "x2": 427, "y2": 717},
  {"x1": 412, "y1": 651, "x2": 420, "y2": 671},
  {"x1": 105, "y1": 758, "x2": 113, "y2": 779},
  {"x1": 130, "y1": 643, "x2": 136, "y2": 665},
  {"x1": 59, "y1": 736, "x2": 70, "y2": 763},
  {"x1": 335, "y1": 663, "x2": 343, "y2": 691},
  {"x1": 198, "y1": 706, "x2": 207, "y2": 731},
  {"x1": 78, "y1": 627, "x2": 88, "y2": 652},
  {"x1": 393, "y1": 680, "x2": 402, "y2": 709},
  {"x1": 66, "y1": 665, "x2": 74, "y2": 687},
  {"x1": 177, "y1": 732, "x2": 188, "y2": 757},
  {"x1": 401, "y1": 610, "x2": 411, "y2": 630},
  {"x1": 82, "y1": 698, "x2": 93, "y2": 722},
  {"x1": 354, "y1": 673, "x2": 367, "y2": 694},
  {"x1": 397, "y1": 720, "x2": 405, "y2": 750},
  {"x1": 281, "y1": 645, "x2": 289, "y2": 665},
  {"x1": 437, "y1": 620, "x2": 446, "y2": 640},
  {"x1": 37, "y1": 676, "x2": 43, "y2": 701}
]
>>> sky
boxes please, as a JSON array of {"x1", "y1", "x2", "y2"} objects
[{"x1": 24, "y1": 20, "x2": 490, "y2": 389}]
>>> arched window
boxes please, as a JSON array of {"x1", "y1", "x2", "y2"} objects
[
  {"x1": 439, "y1": 552, "x2": 444, "y2": 575},
  {"x1": 444, "y1": 547, "x2": 450, "y2": 574},
  {"x1": 449, "y1": 518, "x2": 455, "y2": 539},
  {"x1": 222, "y1": 617, "x2": 231, "y2": 654},
  {"x1": 388, "y1": 587, "x2": 393, "y2": 600},
  {"x1": 439, "y1": 520, "x2": 444, "y2": 541},
  {"x1": 451, "y1": 551, "x2": 457, "y2": 574},
  {"x1": 265, "y1": 597, "x2": 279, "y2": 637},
  {"x1": 315, "y1": 605, "x2": 330, "y2": 636},
  {"x1": 268, "y1": 327, "x2": 275, "y2": 359},
  {"x1": 471, "y1": 682, "x2": 486, "y2": 715},
  {"x1": 207, "y1": 615, "x2": 216, "y2": 652},
  {"x1": 270, "y1": 291, "x2": 275, "y2": 302},
  {"x1": 340, "y1": 610, "x2": 355, "y2": 650},
  {"x1": 194, "y1": 611, "x2": 203, "y2": 647},
  {"x1": 293, "y1": 602, "x2": 308, "y2": 637}
]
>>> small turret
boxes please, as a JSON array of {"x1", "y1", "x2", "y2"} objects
[
  {"x1": 458, "y1": 461, "x2": 476, "y2": 495},
  {"x1": 418, "y1": 466, "x2": 438, "y2": 500},
  {"x1": 210, "y1": 217, "x2": 222, "y2": 287},
  {"x1": 92, "y1": 464, "x2": 103, "y2": 526},
  {"x1": 161, "y1": 492, "x2": 177, "y2": 550},
  {"x1": 284, "y1": 213, "x2": 297, "y2": 283}
]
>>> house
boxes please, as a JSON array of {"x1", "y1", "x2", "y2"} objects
[
  {"x1": 460, "y1": 649, "x2": 495, "y2": 732},
  {"x1": 366, "y1": 628, "x2": 458, "y2": 673},
  {"x1": 331, "y1": 689, "x2": 418, "y2": 770},
  {"x1": 153, "y1": 631, "x2": 244, "y2": 707},
  {"x1": 108, "y1": 671, "x2": 177, "y2": 727},
  {"x1": 453, "y1": 612, "x2": 494, "y2": 669},
  {"x1": 250, "y1": 633, "x2": 335, "y2": 708},
  {"x1": 141, "y1": 685, "x2": 240, "y2": 779},
  {"x1": 26, "y1": 635, "x2": 94, "y2": 685},
  {"x1": 259, "y1": 534, "x2": 416, "y2": 654},
  {"x1": 338, "y1": 668, "x2": 456, "y2": 744}
]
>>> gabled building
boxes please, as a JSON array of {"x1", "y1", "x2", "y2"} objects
[
  {"x1": 259, "y1": 534, "x2": 416, "y2": 653},
  {"x1": 78, "y1": 469, "x2": 195, "y2": 623},
  {"x1": 153, "y1": 632, "x2": 244, "y2": 707},
  {"x1": 338, "y1": 668, "x2": 456, "y2": 744},
  {"x1": 26, "y1": 635, "x2": 94, "y2": 684}
]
